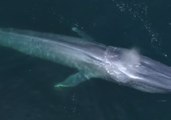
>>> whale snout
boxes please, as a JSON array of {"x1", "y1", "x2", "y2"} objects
[{"x1": 128, "y1": 56, "x2": 171, "y2": 93}]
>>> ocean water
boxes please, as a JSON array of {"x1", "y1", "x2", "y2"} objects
[{"x1": 0, "y1": 0, "x2": 171, "y2": 120}]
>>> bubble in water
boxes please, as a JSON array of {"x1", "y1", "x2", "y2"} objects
[{"x1": 112, "y1": 0, "x2": 167, "y2": 57}]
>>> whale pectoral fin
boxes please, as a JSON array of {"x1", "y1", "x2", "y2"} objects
[
  {"x1": 54, "y1": 72, "x2": 91, "y2": 88},
  {"x1": 71, "y1": 27, "x2": 94, "y2": 41}
]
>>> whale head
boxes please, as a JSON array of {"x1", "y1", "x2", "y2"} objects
[{"x1": 104, "y1": 46, "x2": 171, "y2": 93}]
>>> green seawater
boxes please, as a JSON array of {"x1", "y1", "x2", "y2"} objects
[{"x1": 0, "y1": 0, "x2": 171, "y2": 120}]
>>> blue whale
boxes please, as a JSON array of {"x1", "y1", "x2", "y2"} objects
[{"x1": 0, "y1": 28, "x2": 171, "y2": 93}]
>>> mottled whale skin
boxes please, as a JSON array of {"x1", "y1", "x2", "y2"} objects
[{"x1": 0, "y1": 28, "x2": 171, "y2": 93}]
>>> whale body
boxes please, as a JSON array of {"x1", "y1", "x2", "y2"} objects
[{"x1": 0, "y1": 28, "x2": 171, "y2": 93}]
